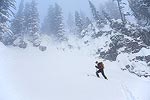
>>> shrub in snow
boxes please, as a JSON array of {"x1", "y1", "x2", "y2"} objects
[
  {"x1": 13, "y1": 37, "x2": 27, "y2": 49},
  {"x1": 33, "y1": 39, "x2": 41, "y2": 47},
  {"x1": 19, "y1": 42, "x2": 27, "y2": 49},
  {"x1": 31, "y1": 32, "x2": 41, "y2": 47},
  {"x1": 39, "y1": 45, "x2": 47, "y2": 51},
  {"x1": 110, "y1": 19, "x2": 125, "y2": 31}
]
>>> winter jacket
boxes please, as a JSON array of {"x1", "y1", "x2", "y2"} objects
[{"x1": 95, "y1": 62, "x2": 104, "y2": 69}]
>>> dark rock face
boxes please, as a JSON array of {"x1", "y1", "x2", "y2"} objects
[
  {"x1": 136, "y1": 55, "x2": 150, "y2": 63},
  {"x1": 94, "y1": 20, "x2": 150, "y2": 62},
  {"x1": 97, "y1": 34, "x2": 145, "y2": 61},
  {"x1": 92, "y1": 30, "x2": 111, "y2": 39},
  {"x1": 125, "y1": 41, "x2": 145, "y2": 53},
  {"x1": 139, "y1": 29, "x2": 150, "y2": 46},
  {"x1": 122, "y1": 64, "x2": 150, "y2": 78},
  {"x1": 145, "y1": 55, "x2": 150, "y2": 63},
  {"x1": 99, "y1": 47, "x2": 118, "y2": 61}
]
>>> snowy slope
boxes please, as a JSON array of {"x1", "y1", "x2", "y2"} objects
[
  {"x1": 65, "y1": 22, "x2": 150, "y2": 77},
  {"x1": 0, "y1": 42, "x2": 150, "y2": 100}
]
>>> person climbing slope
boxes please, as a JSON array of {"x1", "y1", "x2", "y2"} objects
[{"x1": 95, "y1": 61, "x2": 108, "y2": 80}]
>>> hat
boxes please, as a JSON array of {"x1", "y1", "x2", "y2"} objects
[{"x1": 95, "y1": 61, "x2": 98, "y2": 63}]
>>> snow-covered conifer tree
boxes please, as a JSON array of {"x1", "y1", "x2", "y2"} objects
[
  {"x1": 11, "y1": 0, "x2": 24, "y2": 40},
  {"x1": 84, "y1": 17, "x2": 91, "y2": 28},
  {"x1": 129, "y1": 0, "x2": 150, "y2": 25},
  {"x1": 24, "y1": 2, "x2": 31, "y2": 34},
  {"x1": 24, "y1": 0, "x2": 40, "y2": 46},
  {"x1": 42, "y1": 3, "x2": 65, "y2": 41},
  {"x1": 42, "y1": 5, "x2": 54, "y2": 35},
  {"x1": 88, "y1": 0, "x2": 105, "y2": 28},
  {"x1": 75, "y1": 11, "x2": 83, "y2": 34},
  {"x1": 104, "y1": 0, "x2": 120, "y2": 20},
  {"x1": 113, "y1": 0, "x2": 127, "y2": 25},
  {"x1": 0, "y1": 0, "x2": 16, "y2": 45},
  {"x1": 80, "y1": 11, "x2": 91, "y2": 29},
  {"x1": 53, "y1": 3, "x2": 64, "y2": 40},
  {"x1": 67, "y1": 13, "x2": 75, "y2": 32}
]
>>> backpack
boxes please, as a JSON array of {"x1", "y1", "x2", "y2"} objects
[{"x1": 97, "y1": 62, "x2": 104, "y2": 69}]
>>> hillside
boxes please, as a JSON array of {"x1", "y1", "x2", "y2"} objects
[{"x1": 0, "y1": 40, "x2": 150, "y2": 100}]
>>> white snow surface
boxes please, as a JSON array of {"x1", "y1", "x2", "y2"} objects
[{"x1": 0, "y1": 41, "x2": 150, "y2": 100}]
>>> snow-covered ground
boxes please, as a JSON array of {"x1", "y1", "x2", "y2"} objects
[{"x1": 0, "y1": 42, "x2": 150, "y2": 100}]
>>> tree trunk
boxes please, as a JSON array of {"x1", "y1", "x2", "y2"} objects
[{"x1": 116, "y1": 0, "x2": 125, "y2": 24}]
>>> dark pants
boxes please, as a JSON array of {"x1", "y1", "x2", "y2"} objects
[{"x1": 96, "y1": 69, "x2": 107, "y2": 79}]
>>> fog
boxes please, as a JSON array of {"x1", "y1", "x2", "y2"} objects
[{"x1": 15, "y1": 0, "x2": 108, "y2": 23}]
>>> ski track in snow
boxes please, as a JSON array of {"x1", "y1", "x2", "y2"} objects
[{"x1": 121, "y1": 83, "x2": 136, "y2": 100}]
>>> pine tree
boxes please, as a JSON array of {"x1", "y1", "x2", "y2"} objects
[
  {"x1": 42, "y1": 5, "x2": 55, "y2": 35},
  {"x1": 29, "y1": 0, "x2": 40, "y2": 46},
  {"x1": 84, "y1": 17, "x2": 91, "y2": 28},
  {"x1": 79, "y1": 11, "x2": 91, "y2": 29},
  {"x1": 75, "y1": 11, "x2": 84, "y2": 34},
  {"x1": 45, "y1": 5, "x2": 55, "y2": 35},
  {"x1": 24, "y1": 2, "x2": 31, "y2": 34},
  {"x1": 24, "y1": 0, "x2": 40, "y2": 46},
  {"x1": 11, "y1": 0, "x2": 24, "y2": 40},
  {"x1": 0, "y1": 0, "x2": 16, "y2": 45},
  {"x1": 88, "y1": 0, "x2": 105, "y2": 28},
  {"x1": 102, "y1": 10, "x2": 112, "y2": 24},
  {"x1": 113, "y1": 0, "x2": 126, "y2": 24},
  {"x1": 67, "y1": 13, "x2": 75, "y2": 32},
  {"x1": 88, "y1": 0, "x2": 99, "y2": 21},
  {"x1": 144, "y1": 0, "x2": 150, "y2": 6},
  {"x1": 53, "y1": 3, "x2": 64, "y2": 39},
  {"x1": 104, "y1": 0, "x2": 120, "y2": 20},
  {"x1": 42, "y1": 3, "x2": 64, "y2": 41},
  {"x1": 129, "y1": 0, "x2": 150, "y2": 25}
]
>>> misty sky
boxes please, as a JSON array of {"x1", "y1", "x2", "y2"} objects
[{"x1": 15, "y1": 0, "x2": 108, "y2": 23}]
